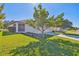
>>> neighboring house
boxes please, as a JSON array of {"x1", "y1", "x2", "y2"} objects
[{"x1": 8, "y1": 21, "x2": 53, "y2": 34}]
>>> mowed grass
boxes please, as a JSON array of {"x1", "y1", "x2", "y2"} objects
[
  {"x1": 0, "y1": 32, "x2": 38, "y2": 56},
  {"x1": 64, "y1": 30, "x2": 79, "y2": 35},
  {"x1": 0, "y1": 32, "x2": 79, "y2": 56},
  {"x1": 9, "y1": 36, "x2": 79, "y2": 56},
  {"x1": 48, "y1": 36, "x2": 79, "y2": 56},
  {"x1": 49, "y1": 36, "x2": 79, "y2": 44}
]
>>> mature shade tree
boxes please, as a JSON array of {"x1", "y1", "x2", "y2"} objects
[
  {"x1": 62, "y1": 19, "x2": 72, "y2": 29},
  {"x1": 55, "y1": 13, "x2": 64, "y2": 28},
  {"x1": 0, "y1": 4, "x2": 5, "y2": 31},
  {"x1": 56, "y1": 13, "x2": 64, "y2": 19},
  {"x1": 33, "y1": 4, "x2": 49, "y2": 38},
  {"x1": 49, "y1": 13, "x2": 64, "y2": 32},
  {"x1": 49, "y1": 13, "x2": 72, "y2": 32},
  {"x1": 55, "y1": 13, "x2": 73, "y2": 32}
]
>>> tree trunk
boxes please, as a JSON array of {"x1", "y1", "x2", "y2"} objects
[{"x1": 41, "y1": 29, "x2": 44, "y2": 39}]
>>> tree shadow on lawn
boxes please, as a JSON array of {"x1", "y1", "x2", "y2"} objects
[
  {"x1": 23, "y1": 32, "x2": 54, "y2": 39},
  {"x1": 9, "y1": 38, "x2": 79, "y2": 56}
]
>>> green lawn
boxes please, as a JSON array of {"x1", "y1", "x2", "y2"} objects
[
  {"x1": 64, "y1": 30, "x2": 79, "y2": 36},
  {"x1": 0, "y1": 32, "x2": 79, "y2": 56},
  {"x1": 0, "y1": 32, "x2": 38, "y2": 56},
  {"x1": 48, "y1": 36, "x2": 79, "y2": 56}
]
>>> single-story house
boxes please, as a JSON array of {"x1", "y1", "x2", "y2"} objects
[{"x1": 8, "y1": 21, "x2": 53, "y2": 34}]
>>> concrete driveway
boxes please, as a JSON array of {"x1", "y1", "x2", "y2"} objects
[{"x1": 57, "y1": 34, "x2": 79, "y2": 41}]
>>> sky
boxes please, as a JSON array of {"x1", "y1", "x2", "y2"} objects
[{"x1": 4, "y1": 3, "x2": 79, "y2": 27}]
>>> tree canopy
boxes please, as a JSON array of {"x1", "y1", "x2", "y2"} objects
[
  {"x1": 33, "y1": 4, "x2": 49, "y2": 33},
  {"x1": 0, "y1": 4, "x2": 5, "y2": 30}
]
